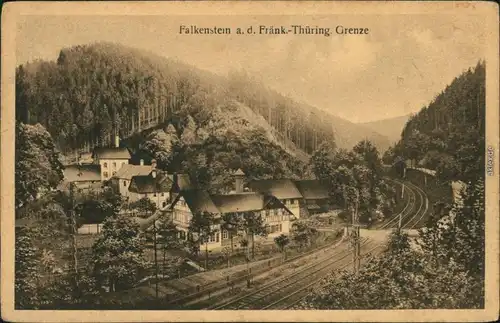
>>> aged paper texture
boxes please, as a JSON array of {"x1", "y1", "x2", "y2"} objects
[{"x1": 1, "y1": 1, "x2": 499, "y2": 322}]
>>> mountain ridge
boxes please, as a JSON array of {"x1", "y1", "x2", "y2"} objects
[{"x1": 16, "y1": 42, "x2": 390, "y2": 157}]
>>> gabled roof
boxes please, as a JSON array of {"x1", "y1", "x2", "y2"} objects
[
  {"x1": 173, "y1": 190, "x2": 292, "y2": 216},
  {"x1": 129, "y1": 171, "x2": 173, "y2": 194},
  {"x1": 113, "y1": 164, "x2": 153, "y2": 180},
  {"x1": 248, "y1": 179, "x2": 303, "y2": 199},
  {"x1": 93, "y1": 147, "x2": 131, "y2": 160},
  {"x1": 293, "y1": 180, "x2": 330, "y2": 200},
  {"x1": 62, "y1": 164, "x2": 101, "y2": 182},
  {"x1": 180, "y1": 190, "x2": 220, "y2": 214},
  {"x1": 211, "y1": 193, "x2": 265, "y2": 213},
  {"x1": 233, "y1": 168, "x2": 245, "y2": 176},
  {"x1": 211, "y1": 193, "x2": 292, "y2": 214}
]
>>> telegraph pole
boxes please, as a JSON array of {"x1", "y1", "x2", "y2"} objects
[
  {"x1": 399, "y1": 162, "x2": 406, "y2": 231},
  {"x1": 152, "y1": 169, "x2": 159, "y2": 300},
  {"x1": 69, "y1": 183, "x2": 79, "y2": 285},
  {"x1": 350, "y1": 189, "x2": 361, "y2": 274},
  {"x1": 153, "y1": 219, "x2": 159, "y2": 300}
]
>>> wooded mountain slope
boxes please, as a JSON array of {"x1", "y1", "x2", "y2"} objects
[
  {"x1": 388, "y1": 61, "x2": 485, "y2": 183},
  {"x1": 16, "y1": 42, "x2": 390, "y2": 158}
]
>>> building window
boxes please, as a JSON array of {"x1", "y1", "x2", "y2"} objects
[
  {"x1": 269, "y1": 224, "x2": 280, "y2": 233},
  {"x1": 113, "y1": 162, "x2": 117, "y2": 168},
  {"x1": 279, "y1": 224, "x2": 283, "y2": 232},
  {"x1": 161, "y1": 192, "x2": 164, "y2": 197},
  {"x1": 162, "y1": 202, "x2": 167, "y2": 208},
  {"x1": 274, "y1": 209, "x2": 278, "y2": 216},
  {"x1": 103, "y1": 162, "x2": 108, "y2": 168},
  {"x1": 112, "y1": 171, "x2": 116, "y2": 176},
  {"x1": 265, "y1": 209, "x2": 270, "y2": 217},
  {"x1": 103, "y1": 172, "x2": 108, "y2": 178},
  {"x1": 222, "y1": 230, "x2": 228, "y2": 239},
  {"x1": 123, "y1": 181, "x2": 127, "y2": 187},
  {"x1": 153, "y1": 193, "x2": 157, "y2": 197},
  {"x1": 290, "y1": 199, "x2": 295, "y2": 205}
]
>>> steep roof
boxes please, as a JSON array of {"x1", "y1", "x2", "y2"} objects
[
  {"x1": 211, "y1": 193, "x2": 265, "y2": 213},
  {"x1": 181, "y1": 190, "x2": 220, "y2": 214},
  {"x1": 62, "y1": 164, "x2": 101, "y2": 182},
  {"x1": 173, "y1": 190, "x2": 292, "y2": 216},
  {"x1": 211, "y1": 193, "x2": 291, "y2": 213},
  {"x1": 293, "y1": 180, "x2": 330, "y2": 200},
  {"x1": 129, "y1": 171, "x2": 173, "y2": 194},
  {"x1": 93, "y1": 147, "x2": 131, "y2": 160},
  {"x1": 113, "y1": 164, "x2": 153, "y2": 180},
  {"x1": 248, "y1": 179, "x2": 303, "y2": 199},
  {"x1": 233, "y1": 168, "x2": 245, "y2": 176}
]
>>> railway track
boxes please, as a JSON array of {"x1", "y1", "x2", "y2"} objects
[
  {"x1": 269, "y1": 178, "x2": 430, "y2": 310},
  {"x1": 213, "y1": 177, "x2": 428, "y2": 310}
]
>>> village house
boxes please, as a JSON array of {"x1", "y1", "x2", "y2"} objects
[
  {"x1": 128, "y1": 167, "x2": 174, "y2": 208},
  {"x1": 169, "y1": 170, "x2": 294, "y2": 250},
  {"x1": 247, "y1": 178, "x2": 303, "y2": 219},
  {"x1": 293, "y1": 180, "x2": 331, "y2": 215},
  {"x1": 92, "y1": 136, "x2": 131, "y2": 181},
  {"x1": 58, "y1": 164, "x2": 103, "y2": 192},
  {"x1": 111, "y1": 159, "x2": 154, "y2": 199}
]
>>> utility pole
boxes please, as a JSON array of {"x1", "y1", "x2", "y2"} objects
[
  {"x1": 350, "y1": 189, "x2": 361, "y2": 274},
  {"x1": 246, "y1": 238, "x2": 251, "y2": 288},
  {"x1": 69, "y1": 183, "x2": 79, "y2": 285},
  {"x1": 152, "y1": 169, "x2": 159, "y2": 300},
  {"x1": 399, "y1": 163, "x2": 406, "y2": 231},
  {"x1": 153, "y1": 219, "x2": 159, "y2": 300}
]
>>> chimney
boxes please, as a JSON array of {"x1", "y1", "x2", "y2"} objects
[
  {"x1": 233, "y1": 168, "x2": 245, "y2": 193},
  {"x1": 151, "y1": 159, "x2": 157, "y2": 169},
  {"x1": 115, "y1": 135, "x2": 120, "y2": 148},
  {"x1": 140, "y1": 159, "x2": 144, "y2": 166}
]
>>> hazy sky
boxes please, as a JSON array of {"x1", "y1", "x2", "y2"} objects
[{"x1": 16, "y1": 14, "x2": 486, "y2": 123}]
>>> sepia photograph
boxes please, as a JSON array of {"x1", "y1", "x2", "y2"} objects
[{"x1": 1, "y1": 1, "x2": 499, "y2": 322}]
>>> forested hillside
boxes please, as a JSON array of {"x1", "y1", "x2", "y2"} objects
[
  {"x1": 385, "y1": 61, "x2": 485, "y2": 183},
  {"x1": 16, "y1": 42, "x2": 389, "y2": 160}
]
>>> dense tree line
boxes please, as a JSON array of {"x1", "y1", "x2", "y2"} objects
[
  {"x1": 386, "y1": 61, "x2": 485, "y2": 183},
  {"x1": 311, "y1": 140, "x2": 397, "y2": 225},
  {"x1": 16, "y1": 42, "x2": 340, "y2": 158}
]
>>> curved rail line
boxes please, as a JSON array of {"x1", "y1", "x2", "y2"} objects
[
  {"x1": 213, "y1": 177, "x2": 428, "y2": 310},
  {"x1": 270, "y1": 178, "x2": 430, "y2": 310}
]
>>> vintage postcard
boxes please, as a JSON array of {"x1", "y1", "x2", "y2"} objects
[{"x1": 1, "y1": 1, "x2": 499, "y2": 322}]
